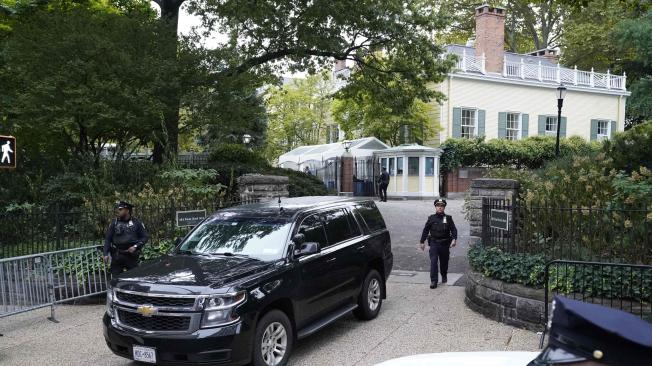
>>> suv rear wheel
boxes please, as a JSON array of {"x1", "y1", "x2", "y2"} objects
[
  {"x1": 253, "y1": 310, "x2": 294, "y2": 366},
  {"x1": 353, "y1": 269, "x2": 383, "y2": 320}
]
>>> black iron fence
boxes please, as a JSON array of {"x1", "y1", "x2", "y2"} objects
[
  {"x1": 482, "y1": 198, "x2": 652, "y2": 264},
  {"x1": 0, "y1": 198, "x2": 258, "y2": 259}
]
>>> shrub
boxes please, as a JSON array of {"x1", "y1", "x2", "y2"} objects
[
  {"x1": 469, "y1": 244, "x2": 652, "y2": 302},
  {"x1": 603, "y1": 121, "x2": 652, "y2": 174}
]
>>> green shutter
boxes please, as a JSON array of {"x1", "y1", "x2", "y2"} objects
[
  {"x1": 521, "y1": 114, "x2": 529, "y2": 138},
  {"x1": 538, "y1": 115, "x2": 546, "y2": 136},
  {"x1": 590, "y1": 119, "x2": 598, "y2": 141},
  {"x1": 477, "y1": 109, "x2": 486, "y2": 137},
  {"x1": 452, "y1": 107, "x2": 462, "y2": 138},
  {"x1": 560, "y1": 117, "x2": 567, "y2": 137},
  {"x1": 498, "y1": 112, "x2": 507, "y2": 139},
  {"x1": 399, "y1": 124, "x2": 406, "y2": 144},
  {"x1": 610, "y1": 120, "x2": 617, "y2": 139}
]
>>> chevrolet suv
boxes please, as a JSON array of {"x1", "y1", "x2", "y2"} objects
[{"x1": 103, "y1": 196, "x2": 393, "y2": 366}]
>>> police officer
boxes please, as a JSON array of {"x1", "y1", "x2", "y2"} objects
[
  {"x1": 377, "y1": 167, "x2": 390, "y2": 202},
  {"x1": 529, "y1": 295, "x2": 652, "y2": 365},
  {"x1": 419, "y1": 199, "x2": 457, "y2": 289},
  {"x1": 103, "y1": 201, "x2": 149, "y2": 276}
]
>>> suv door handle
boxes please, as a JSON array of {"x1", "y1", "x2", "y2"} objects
[
  {"x1": 356, "y1": 245, "x2": 365, "y2": 251},
  {"x1": 326, "y1": 257, "x2": 337, "y2": 263}
]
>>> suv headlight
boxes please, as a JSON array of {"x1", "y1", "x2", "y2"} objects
[
  {"x1": 105, "y1": 288, "x2": 115, "y2": 318},
  {"x1": 200, "y1": 292, "x2": 246, "y2": 328}
]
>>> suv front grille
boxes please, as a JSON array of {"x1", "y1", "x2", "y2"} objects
[
  {"x1": 117, "y1": 309, "x2": 191, "y2": 332},
  {"x1": 116, "y1": 292, "x2": 196, "y2": 307}
]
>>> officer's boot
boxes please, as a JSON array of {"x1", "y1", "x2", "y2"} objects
[
  {"x1": 430, "y1": 281, "x2": 437, "y2": 289},
  {"x1": 442, "y1": 275, "x2": 447, "y2": 284}
]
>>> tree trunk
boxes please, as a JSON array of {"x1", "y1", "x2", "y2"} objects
[{"x1": 152, "y1": 0, "x2": 183, "y2": 164}]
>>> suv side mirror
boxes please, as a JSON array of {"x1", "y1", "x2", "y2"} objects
[
  {"x1": 292, "y1": 233, "x2": 306, "y2": 246},
  {"x1": 294, "y1": 242, "x2": 320, "y2": 258}
]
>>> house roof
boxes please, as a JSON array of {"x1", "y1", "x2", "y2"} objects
[
  {"x1": 278, "y1": 137, "x2": 389, "y2": 165},
  {"x1": 446, "y1": 45, "x2": 558, "y2": 68}
]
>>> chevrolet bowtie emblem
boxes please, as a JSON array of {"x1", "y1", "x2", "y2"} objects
[{"x1": 136, "y1": 305, "x2": 158, "y2": 317}]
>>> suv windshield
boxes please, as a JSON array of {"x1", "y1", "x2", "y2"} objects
[{"x1": 176, "y1": 217, "x2": 291, "y2": 261}]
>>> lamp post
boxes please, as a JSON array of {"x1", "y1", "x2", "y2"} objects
[
  {"x1": 342, "y1": 140, "x2": 352, "y2": 153},
  {"x1": 555, "y1": 85, "x2": 567, "y2": 157},
  {"x1": 242, "y1": 134, "x2": 253, "y2": 145}
]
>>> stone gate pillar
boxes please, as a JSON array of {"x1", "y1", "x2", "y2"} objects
[
  {"x1": 340, "y1": 151, "x2": 353, "y2": 195},
  {"x1": 468, "y1": 178, "x2": 519, "y2": 236}
]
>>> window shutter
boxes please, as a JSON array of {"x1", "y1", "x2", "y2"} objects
[
  {"x1": 590, "y1": 119, "x2": 598, "y2": 141},
  {"x1": 560, "y1": 117, "x2": 567, "y2": 137},
  {"x1": 452, "y1": 107, "x2": 462, "y2": 138},
  {"x1": 399, "y1": 124, "x2": 406, "y2": 144},
  {"x1": 538, "y1": 115, "x2": 546, "y2": 136},
  {"x1": 610, "y1": 120, "x2": 617, "y2": 139},
  {"x1": 498, "y1": 112, "x2": 507, "y2": 139},
  {"x1": 521, "y1": 114, "x2": 529, "y2": 138},
  {"x1": 477, "y1": 109, "x2": 486, "y2": 137}
]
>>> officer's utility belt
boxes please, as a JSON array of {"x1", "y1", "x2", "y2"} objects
[
  {"x1": 429, "y1": 238, "x2": 451, "y2": 243},
  {"x1": 110, "y1": 244, "x2": 136, "y2": 254}
]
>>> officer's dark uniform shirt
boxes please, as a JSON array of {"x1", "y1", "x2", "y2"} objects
[
  {"x1": 103, "y1": 217, "x2": 149, "y2": 256},
  {"x1": 379, "y1": 171, "x2": 390, "y2": 185},
  {"x1": 420, "y1": 213, "x2": 458, "y2": 243}
]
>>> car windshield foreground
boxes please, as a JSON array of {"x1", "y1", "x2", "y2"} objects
[
  {"x1": 103, "y1": 197, "x2": 393, "y2": 366},
  {"x1": 177, "y1": 218, "x2": 292, "y2": 261}
]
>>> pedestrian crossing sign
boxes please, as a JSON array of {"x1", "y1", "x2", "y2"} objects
[{"x1": 0, "y1": 135, "x2": 16, "y2": 169}]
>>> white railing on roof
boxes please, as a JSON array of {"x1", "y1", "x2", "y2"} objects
[
  {"x1": 453, "y1": 49, "x2": 486, "y2": 75},
  {"x1": 499, "y1": 56, "x2": 626, "y2": 91},
  {"x1": 449, "y1": 50, "x2": 627, "y2": 91}
]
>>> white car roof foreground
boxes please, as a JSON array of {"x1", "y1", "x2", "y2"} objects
[{"x1": 375, "y1": 351, "x2": 540, "y2": 366}]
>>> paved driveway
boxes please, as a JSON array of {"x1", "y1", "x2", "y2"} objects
[{"x1": 0, "y1": 277, "x2": 539, "y2": 366}]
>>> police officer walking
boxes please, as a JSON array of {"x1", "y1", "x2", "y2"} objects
[
  {"x1": 419, "y1": 199, "x2": 457, "y2": 289},
  {"x1": 103, "y1": 201, "x2": 149, "y2": 277}
]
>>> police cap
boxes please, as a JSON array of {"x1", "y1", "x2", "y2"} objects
[
  {"x1": 434, "y1": 199, "x2": 447, "y2": 207},
  {"x1": 115, "y1": 201, "x2": 133, "y2": 210},
  {"x1": 528, "y1": 295, "x2": 652, "y2": 366}
]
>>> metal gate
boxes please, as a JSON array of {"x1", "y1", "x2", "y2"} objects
[
  {"x1": 0, "y1": 245, "x2": 108, "y2": 323},
  {"x1": 540, "y1": 260, "x2": 652, "y2": 347}
]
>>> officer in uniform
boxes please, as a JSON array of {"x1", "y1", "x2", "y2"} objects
[
  {"x1": 419, "y1": 199, "x2": 457, "y2": 289},
  {"x1": 103, "y1": 201, "x2": 149, "y2": 277},
  {"x1": 529, "y1": 295, "x2": 652, "y2": 365},
  {"x1": 377, "y1": 167, "x2": 390, "y2": 202}
]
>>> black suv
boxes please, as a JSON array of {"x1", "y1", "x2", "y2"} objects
[{"x1": 103, "y1": 196, "x2": 393, "y2": 366}]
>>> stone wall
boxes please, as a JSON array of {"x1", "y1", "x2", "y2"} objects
[
  {"x1": 467, "y1": 178, "x2": 519, "y2": 236},
  {"x1": 237, "y1": 174, "x2": 289, "y2": 202},
  {"x1": 465, "y1": 271, "x2": 545, "y2": 331}
]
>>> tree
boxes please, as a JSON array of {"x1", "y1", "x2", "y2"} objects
[
  {"x1": 332, "y1": 55, "x2": 445, "y2": 147},
  {"x1": 613, "y1": 9, "x2": 652, "y2": 126},
  {"x1": 143, "y1": 0, "x2": 453, "y2": 163},
  {"x1": 0, "y1": 4, "x2": 178, "y2": 164},
  {"x1": 264, "y1": 72, "x2": 336, "y2": 161}
]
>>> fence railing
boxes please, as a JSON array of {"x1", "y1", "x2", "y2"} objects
[
  {"x1": 0, "y1": 246, "x2": 108, "y2": 322},
  {"x1": 0, "y1": 199, "x2": 257, "y2": 259},
  {"x1": 541, "y1": 260, "x2": 652, "y2": 347},
  {"x1": 482, "y1": 198, "x2": 652, "y2": 264}
]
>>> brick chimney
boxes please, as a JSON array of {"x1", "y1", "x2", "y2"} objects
[{"x1": 474, "y1": 4, "x2": 506, "y2": 73}]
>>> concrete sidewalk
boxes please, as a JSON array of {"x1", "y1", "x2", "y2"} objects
[{"x1": 0, "y1": 272, "x2": 539, "y2": 366}]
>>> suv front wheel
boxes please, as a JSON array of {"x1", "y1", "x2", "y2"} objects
[
  {"x1": 353, "y1": 269, "x2": 383, "y2": 320},
  {"x1": 253, "y1": 310, "x2": 294, "y2": 366}
]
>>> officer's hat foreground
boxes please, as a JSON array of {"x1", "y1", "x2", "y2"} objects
[
  {"x1": 528, "y1": 296, "x2": 652, "y2": 366},
  {"x1": 434, "y1": 198, "x2": 447, "y2": 207},
  {"x1": 115, "y1": 201, "x2": 133, "y2": 211}
]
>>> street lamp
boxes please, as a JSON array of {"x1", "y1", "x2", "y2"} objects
[
  {"x1": 342, "y1": 140, "x2": 352, "y2": 153},
  {"x1": 555, "y1": 84, "x2": 567, "y2": 157},
  {"x1": 242, "y1": 134, "x2": 253, "y2": 145}
]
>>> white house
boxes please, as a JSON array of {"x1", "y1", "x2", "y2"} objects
[{"x1": 428, "y1": 4, "x2": 629, "y2": 145}]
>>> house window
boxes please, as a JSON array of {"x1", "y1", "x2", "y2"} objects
[
  {"x1": 506, "y1": 113, "x2": 521, "y2": 140},
  {"x1": 597, "y1": 120, "x2": 610, "y2": 140},
  {"x1": 326, "y1": 125, "x2": 339, "y2": 143},
  {"x1": 461, "y1": 108, "x2": 477, "y2": 139},
  {"x1": 389, "y1": 157, "x2": 395, "y2": 175},
  {"x1": 425, "y1": 157, "x2": 435, "y2": 176},
  {"x1": 396, "y1": 157, "x2": 404, "y2": 175},
  {"x1": 408, "y1": 157, "x2": 419, "y2": 176},
  {"x1": 545, "y1": 116, "x2": 558, "y2": 136}
]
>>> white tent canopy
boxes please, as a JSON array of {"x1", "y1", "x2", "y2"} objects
[{"x1": 278, "y1": 137, "x2": 389, "y2": 169}]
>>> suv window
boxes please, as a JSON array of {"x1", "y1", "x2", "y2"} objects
[
  {"x1": 354, "y1": 203, "x2": 386, "y2": 232},
  {"x1": 297, "y1": 214, "x2": 327, "y2": 248},
  {"x1": 323, "y1": 209, "x2": 358, "y2": 246}
]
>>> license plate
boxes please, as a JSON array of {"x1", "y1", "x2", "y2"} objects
[{"x1": 133, "y1": 346, "x2": 156, "y2": 364}]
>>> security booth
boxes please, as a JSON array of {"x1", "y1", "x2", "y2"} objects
[{"x1": 373, "y1": 144, "x2": 442, "y2": 199}]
